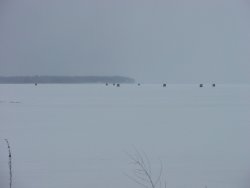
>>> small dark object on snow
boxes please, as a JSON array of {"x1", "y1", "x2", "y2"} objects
[
  {"x1": 116, "y1": 84, "x2": 120, "y2": 87},
  {"x1": 105, "y1": 83, "x2": 108, "y2": 86},
  {"x1": 212, "y1": 83, "x2": 216, "y2": 87},
  {"x1": 163, "y1": 83, "x2": 167, "y2": 87},
  {"x1": 199, "y1": 84, "x2": 203, "y2": 87},
  {"x1": 35, "y1": 83, "x2": 38, "y2": 86},
  {"x1": 138, "y1": 83, "x2": 141, "y2": 86}
]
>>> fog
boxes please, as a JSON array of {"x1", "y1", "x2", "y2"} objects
[
  {"x1": 1, "y1": 84, "x2": 250, "y2": 188},
  {"x1": 1, "y1": 0, "x2": 250, "y2": 83}
]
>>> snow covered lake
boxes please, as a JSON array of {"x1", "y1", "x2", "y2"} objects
[{"x1": 0, "y1": 84, "x2": 250, "y2": 188}]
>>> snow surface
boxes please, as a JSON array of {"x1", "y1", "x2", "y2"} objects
[{"x1": 0, "y1": 84, "x2": 250, "y2": 188}]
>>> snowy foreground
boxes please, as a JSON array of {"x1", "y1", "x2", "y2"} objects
[{"x1": 0, "y1": 84, "x2": 250, "y2": 188}]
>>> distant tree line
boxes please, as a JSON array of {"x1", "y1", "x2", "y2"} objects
[{"x1": 0, "y1": 76, "x2": 135, "y2": 84}]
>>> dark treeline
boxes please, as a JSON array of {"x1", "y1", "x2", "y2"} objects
[{"x1": 0, "y1": 76, "x2": 135, "y2": 84}]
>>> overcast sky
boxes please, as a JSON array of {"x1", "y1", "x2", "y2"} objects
[{"x1": 0, "y1": 0, "x2": 250, "y2": 83}]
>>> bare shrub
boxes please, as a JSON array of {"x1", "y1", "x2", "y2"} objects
[{"x1": 126, "y1": 150, "x2": 166, "y2": 188}]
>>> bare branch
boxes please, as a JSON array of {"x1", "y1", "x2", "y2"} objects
[
  {"x1": 126, "y1": 150, "x2": 167, "y2": 188},
  {"x1": 4, "y1": 139, "x2": 12, "y2": 188}
]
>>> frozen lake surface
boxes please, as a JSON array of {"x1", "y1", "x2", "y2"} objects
[{"x1": 0, "y1": 84, "x2": 250, "y2": 188}]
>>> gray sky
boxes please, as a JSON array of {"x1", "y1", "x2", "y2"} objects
[{"x1": 0, "y1": 0, "x2": 250, "y2": 83}]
